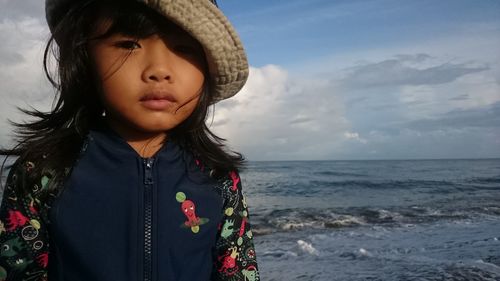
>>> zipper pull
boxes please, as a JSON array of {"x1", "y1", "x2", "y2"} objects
[{"x1": 143, "y1": 158, "x2": 154, "y2": 185}]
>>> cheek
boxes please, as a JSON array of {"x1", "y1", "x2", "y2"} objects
[
  {"x1": 173, "y1": 96, "x2": 202, "y2": 126},
  {"x1": 190, "y1": 70, "x2": 205, "y2": 91},
  {"x1": 178, "y1": 59, "x2": 205, "y2": 95},
  {"x1": 174, "y1": 64, "x2": 205, "y2": 119},
  {"x1": 99, "y1": 66, "x2": 139, "y2": 109},
  {"x1": 90, "y1": 47, "x2": 136, "y2": 99},
  {"x1": 99, "y1": 79, "x2": 129, "y2": 112}
]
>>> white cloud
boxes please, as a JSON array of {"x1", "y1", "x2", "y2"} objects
[
  {"x1": 344, "y1": 132, "x2": 367, "y2": 144},
  {"x1": 210, "y1": 65, "x2": 351, "y2": 160},
  {"x1": 342, "y1": 58, "x2": 488, "y2": 88},
  {"x1": 0, "y1": 17, "x2": 53, "y2": 146},
  {"x1": 280, "y1": 26, "x2": 500, "y2": 159},
  {"x1": 0, "y1": 0, "x2": 44, "y2": 21}
]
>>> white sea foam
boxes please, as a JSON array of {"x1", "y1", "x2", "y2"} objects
[
  {"x1": 329, "y1": 215, "x2": 365, "y2": 227},
  {"x1": 297, "y1": 240, "x2": 319, "y2": 256},
  {"x1": 358, "y1": 248, "x2": 373, "y2": 257},
  {"x1": 280, "y1": 222, "x2": 315, "y2": 230}
]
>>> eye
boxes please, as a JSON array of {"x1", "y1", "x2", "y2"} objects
[{"x1": 114, "y1": 40, "x2": 141, "y2": 50}]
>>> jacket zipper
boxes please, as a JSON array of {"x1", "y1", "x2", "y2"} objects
[{"x1": 143, "y1": 157, "x2": 155, "y2": 281}]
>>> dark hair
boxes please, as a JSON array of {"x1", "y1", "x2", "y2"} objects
[{"x1": 1, "y1": 0, "x2": 244, "y2": 201}]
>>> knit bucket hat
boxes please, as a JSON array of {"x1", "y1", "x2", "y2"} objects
[{"x1": 45, "y1": 0, "x2": 249, "y2": 102}]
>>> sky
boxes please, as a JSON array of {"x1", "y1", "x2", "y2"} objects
[{"x1": 0, "y1": 0, "x2": 499, "y2": 161}]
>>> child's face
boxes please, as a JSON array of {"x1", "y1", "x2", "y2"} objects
[{"x1": 88, "y1": 20, "x2": 206, "y2": 138}]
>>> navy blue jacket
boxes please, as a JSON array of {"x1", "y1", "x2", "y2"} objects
[{"x1": 0, "y1": 126, "x2": 259, "y2": 281}]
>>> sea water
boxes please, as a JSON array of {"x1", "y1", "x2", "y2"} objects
[{"x1": 242, "y1": 159, "x2": 500, "y2": 281}]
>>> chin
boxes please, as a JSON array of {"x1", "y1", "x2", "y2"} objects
[{"x1": 140, "y1": 122, "x2": 179, "y2": 133}]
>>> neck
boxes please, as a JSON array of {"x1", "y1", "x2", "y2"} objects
[
  {"x1": 127, "y1": 134, "x2": 167, "y2": 158},
  {"x1": 105, "y1": 118, "x2": 167, "y2": 158}
]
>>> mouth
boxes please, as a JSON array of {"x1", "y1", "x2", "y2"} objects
[
  {"x1": 140, "y1": 91, "x2": 177, "y2": 110},
  {"x1": 140, "y1": 91, "x2": 176, "y2": 102}
]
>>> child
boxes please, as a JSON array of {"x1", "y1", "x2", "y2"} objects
[{"x1": 0, "y1": 0, "x2": 259, "y2": 280}]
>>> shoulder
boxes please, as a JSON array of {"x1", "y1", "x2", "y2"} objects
[
  {"x1": 6, "y1": 159, "x2": 54, "y2": 197},
  {"x1": 3, "y1": 158, "x2": 59, "y2": 223},
  {"x1": 193, "y1": 157, "x2": 240, "y2": 184},
  {"x1": 191, "y1": 157, "x2": 244, "y2": 196},
  {"x1": 5, "y1": 158, "x2": 35, "y2": 195}
]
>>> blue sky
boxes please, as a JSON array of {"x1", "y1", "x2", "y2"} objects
[
  {"x1": 0, "y1": 0, "x2": 499, "y2": 160},
  {"x1": 220, "y1": 0, "x2": 500, "y2": 67}
]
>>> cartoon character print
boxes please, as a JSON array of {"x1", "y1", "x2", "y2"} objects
[
  {"x1": 218, "y1": 246, "x2": 239, "y2": 275},
  {"x1": 220, "y1": 219, "x2": 234, "y2": 239},
  {"x1": 242, "y1": 265, "x2": 258, "y2": 281},
  {"x1": 212, "y1": 171, "x2": 259, "y2": 280},
  {"x1": 175, "y1": 192, "x2": 209, "y2": 233},
  {"x1": 36, "y1": 252, "x2": 49, "y2": 269},
  {"x1": 182, "y1": 200, "x2": 200, "y2": 227},
  {"x1": 5, "y1": 210, "x2": 30, "y2": 232},
  {"x1": 0, "y1": 237, "x2": 33, "y2": 272},
  {"x1": 0, "y1": 160, "x2": 51, "y2": 280},
  {"x1": 229, "y1": 171, "x2": 240, "y2": 192},
  {"x1": 1, "y1": 237, "x2": 25, "y2": 258}
]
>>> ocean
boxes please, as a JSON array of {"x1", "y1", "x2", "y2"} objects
[{"x1": 242, "y1": 159, "x2": 500, "y2": 281}]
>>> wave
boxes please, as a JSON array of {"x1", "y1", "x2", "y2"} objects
[
  {"x1": 248, "y1": 177, "x2": 500, "y2": 199},
  {"x1": 307, "y1": 179, "x2": 460, "y2": 190},
  {"x1": 312, "y1": 171, "x2": 367, "y2": 177},
  {"x1": 251, "y1": 204, "x2": 500, "y2": 236},
  {"x1": 465, "y1": 175, "x2": 500, "y2": 185}
]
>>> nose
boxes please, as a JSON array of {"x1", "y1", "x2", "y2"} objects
[{"x1": 142, "y1": 40, "x2": 174, "y2": 83}]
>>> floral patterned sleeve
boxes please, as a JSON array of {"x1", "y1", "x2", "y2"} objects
[
  {"x1": 0, "y1": 160, "x2": 50, "y2": 281},
  {"x1": 212, "y1": 171, "x2": 260, "y2": 281}
]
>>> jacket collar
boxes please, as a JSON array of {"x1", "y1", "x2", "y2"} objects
[{"x1": 88, "y1": 121, "x2": 169, "y2": 160}]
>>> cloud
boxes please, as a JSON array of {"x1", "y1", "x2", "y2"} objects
[
  {"x1": 341, "y1": 55, "x2": 489, "y2": 88},
  {"x1": 394, "y1": 53, "x2": 432, "y2": 63},
  {"x1": 402, "y1": 101, "x2": 500, "y2": 132},
  {"x1": 210, "y1": 65, "x2": 350, "y2": 160},
  {"x1": 0, "y1": 0, "x2": 45, "y2": 21},
  {"x1": 449, "y1": 94, "x2": 470, "y2": 101},
  {"x1": 355, "y1": 127, "x2": 500, "y2": 160},
  {"x1": 343, "y1": 131, "x2": 367, "y2": 144},
  {"x1": 210, "y1": 51, "x2": 499, "y2": 161},
  {"x1": 289, "y1": 116, "x2": 313, "y2": 125},
  {"x1": 0, "y1": 17, "x2": 53, "y2": 146},
  {"x1": 296, "y1": 48, "x2": 500, "y2": 159}
]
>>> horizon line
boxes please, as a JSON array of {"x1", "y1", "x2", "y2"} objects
[{"x1": 248, "y1": 157, "x2": 500, "y2": 162}]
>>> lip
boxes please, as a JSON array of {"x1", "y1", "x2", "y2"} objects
[{"x1": 140, "y1": 91, "x2": 176, "y2": 110}]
